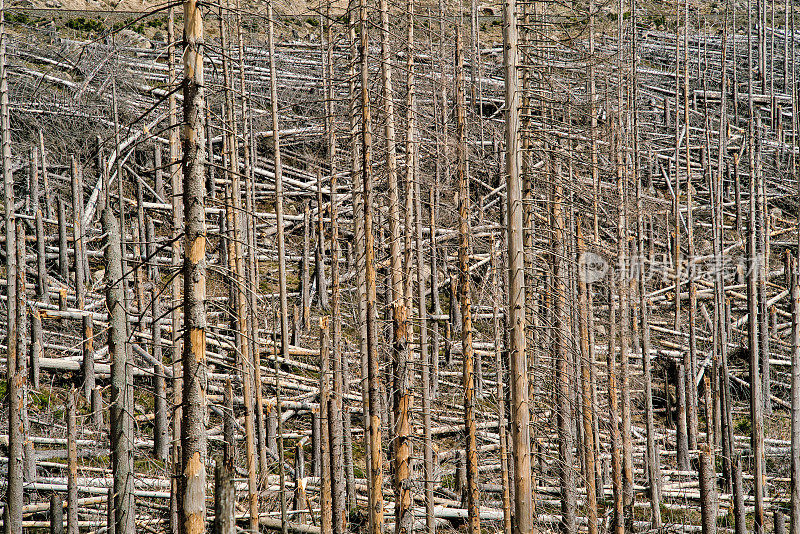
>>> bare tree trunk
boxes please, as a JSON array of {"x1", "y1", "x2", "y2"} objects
[
  {"x1": 50, "y1": 494, "x2": 63, "y2": 534},
  {"x1": 491, "y1": 245, "x2": 512, "y2": 534},
  {"x1": 67, "y1": 391, "x2": 78, "y2": 534},
  {"x1": 103, "y1": 207, "x2": 135, "y2": 534},
  {"x1": 576, "y1": 220, "x2": 598, "y2": 534},
  {"x1": 303, "y1": 199, "x2": 311, "y2": 331},
  {"x1": 266, "y1": 5, "x2": 290, "y2": 532},
  {"x1": 682, "y1": 0, "x2": 698, "y2": 454},
  {"x1": 16, "y1": 219, "x2": 34, "y2": 484},
  {"x1": 454, "y1": 17, "x2": 480, "y2": 534},
  {"x1": 180, "y1": 3, "x2": 208, "y2": 533},
  {"x1": 502, "y1": 0, "x2": 534, "y2": 529},
  {"x1": 152, "y1": 284, "x2": 169, "y2": 463},
  {"x1": 168, "y1": 8, "x2": 183, "y2": 532},
  {"x1": 553, "y1": 173, "x2": 576, "y2": 534},
  {"x1": 359, "y1": 0, "x2": 383, "y2": 530},
  {"x1": 429, "y1": 186, "x2": 441, "y2": 399},
  {"x1": 35, "y1": 207, "x2": 48, "y2": 304},
  {"x1": 746, "y1": 2, "x2": 765, "y2": 523},
  {"x1": 2, "y1": 4, "x2": 20, "y2": 527},
  {"x1": 607, "y1": 280, "x2": 624, "y2": 534},
  {"x1": 790, "y1": 262, "x2": 800, "y2": 533},
  {"x1": 346, "y1": 0, "x2": 370, "y2": 514},
  {"x1": 320, "y1": 317, "x2": 333, "y2": 534},
  {"x1": 214, "y1": 460, "x2": 235, "y2": 534},
  {"x1": 676, "y1": 359, "x2": 690, "y2": 471},
  {"x1": 70, "y1": 159, "x2": 94, "y2": 401},
  {"x1": 414, "y1": 65, "x2": 434, "y2": 534},
  {"x1": 698, "y1": 447, "x2": 717, "y2": 534},
  {"x1": 732, "y1": 452, "x2": 746, "y2": 534},
  {"x1": 30, "y1": 306, "x2": 42, "y2": 391},
  {"x1": 57, "y1": 196, "x2": 68, "y2": 283}
]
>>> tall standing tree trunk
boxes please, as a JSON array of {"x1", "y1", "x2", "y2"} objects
[
  {"x1": 698, "y1": 447, "x2": 718, "y2": 534},
  {"x1": 380, "y1": 0, "x2": 412, "y2": 528},
  {"x1": 180, "y1": 3, "x2": 208, "y2": 534},
  {"x1": 455, "y1": 17, "x2": 480, "y2": 534},
  {"x1": 502, "y1": 0, "x2": 534, "y2": 530},
  {"x1": 607, "y1": 279, "x2": 624, "y2": 534},
  {"x1": 67, "y1": 391, "x2": 77, "y2": 534},
  {"x1": 323, "y1": 3, "x2": 346, "y2": 526},
  {"x1": 615, "y1": 4, "x2": 634, "y2": 524},
  {"x1": 320, "y1": 317, "x2": 333, "y2": 534},
  {"x1": 1, "y1": 3, "x2": 21, "y2": 530},
  {"x1": 790, "y1": 261, "x2": 800, "y2": 533},
  {"x1": 71, "y1": 158, "x2": 94, "y2": 401},
  {"x1": 167, "y1": 9, "x2": 184, "y2": 532},
  {"x1": 746, "y1": 3, "x2": 765, "y2": 527},
  {"x1": 679, "y1": 0, "x2": 697, "y2": 458},
  {"x1": 576, "y1": 220, "x2": 598, "y2": 534},
  {"x1": 103, "y1": 208, "x2": 135, "y2": 534},
  {"x1": 553, "y1": 173, "x2": 577, "y2": 534},
  {"x1": 152, "y1": 285, "x2": 169, "y2": 463},
  {"x1": 359, "y1": 0, "x2": 382, "y2": 529},
  {"x1": 267, "y1": 1, "x2": 290, "y2": 529}
]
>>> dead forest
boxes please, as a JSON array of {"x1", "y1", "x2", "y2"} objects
[{"x1": 0, "y1": 0, "x2": 799, "y2": 532}]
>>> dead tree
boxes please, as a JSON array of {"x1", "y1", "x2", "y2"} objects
[
  {"x1": 214, "y1": 460, "x2": 235, "y2": 534},
  {"x1": 360, "y1": 0, "x2": 383, "y2": 529},
  {"x1": 180, "y1": 2, "x2": 208, "y2": 533},
  {"x1": 455, "y1": 17, "x2": 480, "y2": 534},
  {"x1": 576, "y1": 219, "x2": 598, "y2": 534},
  {"x1": 379, "y1": 0, "x2": 412, "y2": 528},
  {"x1": 72, "y1": 158, "x2": 94, "y2": 400},
  {"x1": 320, "y1": 317, "x2": 333, "y2": 534},
  {"x1": 152, "y1": 284, "x2": 169, "y2": 462},
  {"x1": 553, "y1": 169, "x2": 576, "y2": 534},
  {"x1": 168, "y1": 8, "x2": 184, "y2": 531},
  {"x1": 698, "y1": 447, "x2": 717, "y2": 534},
  {"x1": 67, "y1": 391, "x2": 77, "y2": 534},
  {"x1": 103, "y1": 207, "x2": 135, "y2": 534},
  {"x1": 2, "y1": 4, "x2": 21, "y2": 530},
  {"x1": 322, "y1": 3, "x2": 347, "y2": 528},
  {"x1": 746, "y1": 3, "x2": 765, "y2": 524},
  {"x1": 502, "y1": 0, "x2": 534, "y2": 529},
  {"x1": 791, "y1": 263, "x2": 800, "y2": 532}
]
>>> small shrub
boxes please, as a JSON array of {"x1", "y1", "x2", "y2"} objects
[{"x1": 66, "y1": 17, "x2": 105, "y2": 33}]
